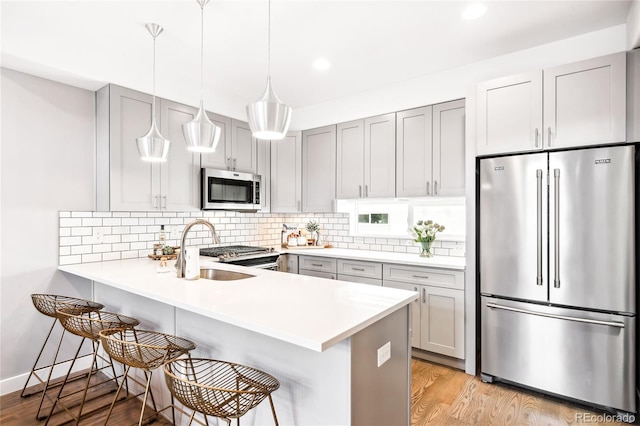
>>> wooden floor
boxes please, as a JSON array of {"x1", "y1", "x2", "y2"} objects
[{"x1": 0, "y1": 359, "x2": 632, "y2": 425}]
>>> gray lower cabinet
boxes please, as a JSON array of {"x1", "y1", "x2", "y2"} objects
[
  {"x1": 278, "y1": 254, "x2": 298, "y2": 274},
  {"x1": 383, "y1": 264, "x2": 465, "y2": 359},
  {"x1": 336, "y1": 259, "x2": 382, "y2": 286},
  {"x1": 298, "y1": 256, "x2": 337, "y2": 279}
]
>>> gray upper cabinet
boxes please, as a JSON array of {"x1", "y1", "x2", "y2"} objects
[
  {"x1": 256, "y1": 138, "x2": 271, "y2": 212},
  {"x1": 396, "y1": 106, "x2": 433, "y2": 197},
  {"x1": 364, "y1": 113, "x2": 396, "y2": 198},
  {"x1": 200, "y1": 112, "x2": 232, "y2": 170},
  {"x1": 336, "y1": 120, "x2": 365, "y2": 199},
  {"x1": 477, "y1": 52, "x2": 626, "y2": 156},
  {"x1": 201, "y1": 117, "x2": 257, "y2": 173},
  {"x1": 159, "y1": 99, "x2": 201, "y2": 211},
  {"x1": 270, "y1": 131, "x2": 302, "y2": 212},
  {"x1": 96, "y1": 84, "x2": 199, "y2": 212},
  {"x1": 543, "y1": 52, "x2": 626, "y2": 149},
  {"x1": 433, "y1": 99, "x2": 465, "y2": 196},
  {"x1": 476, "y1": 71, "x2": 543, "y2": 156},
  {"x1": 302, "y1": 125, "x2": 336, "y2": 212}
]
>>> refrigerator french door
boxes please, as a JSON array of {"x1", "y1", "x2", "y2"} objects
[{"x1": 479, "y1": 145, "x2": 636, "y2": 414}]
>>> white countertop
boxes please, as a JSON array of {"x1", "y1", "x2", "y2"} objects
[
  {"x1": 281, "y1": 248, "x2": 466, "y2": 270},
  {"x1": 59, "y1": 258, "x2": 417, "y2": 352}
]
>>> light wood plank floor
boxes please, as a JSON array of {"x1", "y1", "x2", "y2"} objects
[{"x1": 0, "y1": 359, "x2": 633, "y2": 425}]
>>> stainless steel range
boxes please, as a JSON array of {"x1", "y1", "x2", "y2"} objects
[{"x1": 200, "y1": 245, "x2": 279, "y2": 270}]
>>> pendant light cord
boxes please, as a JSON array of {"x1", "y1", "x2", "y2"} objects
[
  {"x1": 267, "y1": 0, "x2": 271, "y2": 79},
  {"x1": 152, "y1": 33, "x2": 157, "y2": 122},
  {"x1": 200, "y1": 2, "x2": 205, "y2": 98}
]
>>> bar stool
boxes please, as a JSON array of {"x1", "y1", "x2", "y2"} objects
[
  {"x1": 163, "y1": 358, "x2": 280, "y2": 426},
  {"x1": 99, "y1": 328, "x2": 196, "y2": 426},
  {"x1": 23, "y1": 294, "x2": 104, "y2": 420},
  {"x1": 45, "y1": 307, "x2": 140, "y2": 426}
]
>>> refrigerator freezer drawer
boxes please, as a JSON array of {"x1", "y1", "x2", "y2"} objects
[{"x1": 481, "y1": 296, "x2": 636, "y2": 413}]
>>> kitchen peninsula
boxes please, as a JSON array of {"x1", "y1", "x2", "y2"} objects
[{"x1": 59, "y1": 257, "x2": 417, "y2": 425}]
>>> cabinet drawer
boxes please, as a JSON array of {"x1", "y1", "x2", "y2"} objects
[
  {"x1": 337, "y1": 274, "x2": 382, "y2": 286},
  {"x1": 298, "y1": 256, "x2": 337, "y2": 273},
  {"x1": 299, "y1": 269, "x2": 336, "y2": 280},
  {"x1": 383, "y1": 264, "x2": 463, "y2": 290},
  {"x1": 337, "y1": 259, "x2": 382, "y2": 279}
]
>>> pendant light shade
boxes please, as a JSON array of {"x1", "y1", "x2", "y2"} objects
[
  {"x1": 183, "y1": 0, "x2": 221, "y2": 152},
  {"x1": 137, "y1": 23, "x2": 170, "y2": 162},
  {"x1": 246, "y1": 0, "x2": 292, "y2": 140}
]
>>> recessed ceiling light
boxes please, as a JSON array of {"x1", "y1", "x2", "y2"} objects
[
  {"x1": 312, "y1": 58, "x2": 331, "y2": 71},
  {"x1": 462, "y1": 3, "x2": 487, "y2": 20}
]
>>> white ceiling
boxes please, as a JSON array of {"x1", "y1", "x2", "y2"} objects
[{"x1": 1, "y1": 0, "x2": 633, "y2": 120}]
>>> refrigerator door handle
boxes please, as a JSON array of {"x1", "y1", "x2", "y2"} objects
[
  {"x1": 553, "y1": 169, "x2": 560, "y2": 288},
  {"x1": 486, "y1": 303, "x2": 625, "y2": 328},
  {"x1": 536, "y1": 169, "x2": 543, "y2": 286}
]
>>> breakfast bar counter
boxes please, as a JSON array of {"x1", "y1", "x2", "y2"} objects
[{"x1": 59, "y1": 258, "x2": 417, "y2": 425}]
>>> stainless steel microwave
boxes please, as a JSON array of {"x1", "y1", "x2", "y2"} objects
[{"x1": 201, "y1": 168, "x2": 261, "y2": 211}]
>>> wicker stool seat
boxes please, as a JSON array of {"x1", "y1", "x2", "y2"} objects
[
  {"x1": 23, "y1": 294, "x2": 104, "y2": 420},
  {"x1": 45, "y1": 308, "x2": 139, "y2": 426},
  {"x1": 99, "y1": 328, "x2": 196, "y2": 425},
  {"x1": 163, "y1": 358, "x2": 280, "y2": 426}
]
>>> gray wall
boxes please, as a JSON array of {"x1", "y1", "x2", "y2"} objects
[{"x1": 0, "y1": 68, "x2": 95, "y2": 392}]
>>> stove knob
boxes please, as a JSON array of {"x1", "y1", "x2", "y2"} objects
[{"x1": 269, "y1": 247, "x2": 275, "y2": 253}]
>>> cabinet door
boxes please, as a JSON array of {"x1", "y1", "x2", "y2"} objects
[
  {"x1": 231, "y1": 119, "x2": 257, "y2": 173},
  {"x1": 302, "y1": 125, "x2": 336, "y2": 212},
  {"x1": 336, "y1": 119, "x2": 365, "y2": 199},
  {"x1": 396, "y1": 106, "x2": 432, "y2": 197},
  {"x1": 543, "y1": 52, "x2": 626, "y2": 149},
  {"x1": 298, "y1": 256, "x2": 337, "y2": 273},
  {"x1": 364, "y1": 113, "x2": 396, "y2": 198},
  {"x1": 477, "y1": 71, "x2": 543, "y2": 156},
  {"x1": 433, "y1": 99, "x2": 465, "y2": 196},
  {"x1": 270, "y1": 131, "x2": 302, "y2": 212},
  {"x1": 160, "y1": 99, "x2": 200, "y2": 211},
  {"x1": 421, "y1": 286, "x2": 464, "y2": 358},
  {"x1": 384, "y1": 280, "x2": 421, "y2": 348},
  {"x1": 108, "y1": 85, "x2": 158, "y2": 211},
  {"x1": 336, "y1": 275, "x2": 382, "y2": 286},
  {"x1": 200, "y1": 112, "x2": 232, "y2": 170},
  {"x1": 256, "y1": 137, "x2": 271, "y2": 212}
]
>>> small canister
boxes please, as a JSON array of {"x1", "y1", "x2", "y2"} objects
[{"x1": 153, "y1": 243, "x2": 163, "y2": 256}]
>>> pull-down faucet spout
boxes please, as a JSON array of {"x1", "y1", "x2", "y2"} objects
[{"x1": 177, "y1": 219, "x2": 220, "y2": 278}]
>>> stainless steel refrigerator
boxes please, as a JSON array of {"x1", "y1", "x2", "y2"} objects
[{"x1": 479, "y1": 145, "x2": 637, "y2": 414}]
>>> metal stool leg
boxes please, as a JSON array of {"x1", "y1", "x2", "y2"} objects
[
  {"x1": 102, "y1": 364, "x2": 131, "y2": 426},
  {"x1": 21, "y1": 318, "x2": 56, "y2": 397},
  {"x1": 268, "y1": 394, "x2": 279, "y2": 426},
  {"x1": 44, "y1": 336, "x2": 86, "y2": 425},
  {"x1": 34, "y1": 326, "x2": 66, "y2": 419}
]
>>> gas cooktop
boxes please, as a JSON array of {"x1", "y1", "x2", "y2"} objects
[{"x1": 199, "y1": 245, "x2": 275, "y2": 261}]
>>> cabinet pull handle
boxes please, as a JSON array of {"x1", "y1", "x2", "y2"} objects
[
  {"x1": 412, "y1": 275, "x2": 429, "y2": 279},
  {"x1": 365, "y1": 185, "x2": 369, "y2": 197},
  {"x1": 154, "y1": 195, "x2": 160, "y2": 210},
  {"x1": 426, "y1": 181, "x2": 430, "y2": 196},
  {"x1": 414, "y1": 286, "x2": 419, "y2": 303},
  {"x1": 162, "y1": 195, "x2": 167, "y2": 209},
  {"x1": 351, "y1": 268, "x2": 365, "y2": 271},
  {"x1": 227, "y1": 157, "x2": 232, "y2": 170},
  {"x1": 312, "y1": 263, "x2": 323, "y2": 267},
  {"x1": 422, "y1": 287, "x2": 426, "y2": 304},
  {"x1": 359, "y1": 185, "x2": 362, "y2": 198},
  {"x1": 297, "y1": 200, "x2": 301, "y2": 211},
  {"x1": 534, "y1": 128, "x2": 539, "y2": 147},
  {"x1": 547, "y1": 127, "x2": 552, "y2": 147},
  {"x1": 434, "y1": 181, "x2": 438, "y2": 195},
  {"x1": 233, "y1": 158, "x2": 237, "y2": 171}
]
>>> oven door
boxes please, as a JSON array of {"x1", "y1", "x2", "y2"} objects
[
  {"x1": 201, "y1": 168, "x2": 260, "y2": 211},
  {"x1": 223, "y1": 254, "x2": 280, "y2": 270}
]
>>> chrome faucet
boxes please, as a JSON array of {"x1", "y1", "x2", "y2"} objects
[{"x1": 177, "y1": 219, "x2": 221, "y2": 278}]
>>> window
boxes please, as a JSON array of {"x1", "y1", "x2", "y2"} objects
[{"x1": 337, "y1": 197, "x2": 465, "y2": 240}]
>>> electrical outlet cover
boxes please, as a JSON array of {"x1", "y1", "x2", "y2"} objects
[{"x1": 377, "y1": 341, "x2": 391, "y2": 367}]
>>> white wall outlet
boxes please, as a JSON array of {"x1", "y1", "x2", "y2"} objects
[
  {"x1": 170, "y1": 226, "x2": 180, "y2": 240},
  {"x1": 94, "y1": 228, "x2": 104, "y2": 244},
  {"x1": 377, "y1": 341, "x2": 391, "y2": 367}
]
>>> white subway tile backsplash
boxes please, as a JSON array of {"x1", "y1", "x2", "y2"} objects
[{"x1": 59, "y1": 211, "x2": 465, "y2": 265}]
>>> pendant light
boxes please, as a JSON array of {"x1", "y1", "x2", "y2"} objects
[
  {"x1": 137, "y1": 23, "x2": 170, "y2": 162},
  {"x1": 246, "y1": 0, "x2": 292, "y2": 140},
  {"x1": 182, "y1": 0, "x2": 221, "y2": 152}
]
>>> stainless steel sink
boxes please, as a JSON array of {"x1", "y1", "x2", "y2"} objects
[{"x1": 199, "y1": 268, "x2": 255, "y2": 281}]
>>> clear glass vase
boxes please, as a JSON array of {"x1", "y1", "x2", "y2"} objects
[{"x1": 419, "y1": 241, "x2": 433, "y2": 258}]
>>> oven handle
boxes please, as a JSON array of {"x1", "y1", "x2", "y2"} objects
[{"x1": 251, "y1": 262, "x2": 279, "y2": 270}]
